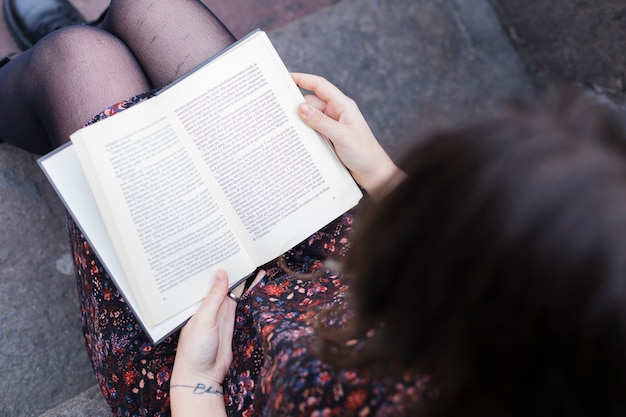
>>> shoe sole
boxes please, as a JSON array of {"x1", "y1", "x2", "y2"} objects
[{"x1": 3, "y1": 0, "x2": 34, "y2": 50}]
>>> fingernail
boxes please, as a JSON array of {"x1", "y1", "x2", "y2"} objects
[
  {"x1": 215, "y1": 269, "x2": 226, "y2": 282},
  {"x1": 299, "y1": 102, "x2": 313, "y2": 118}
]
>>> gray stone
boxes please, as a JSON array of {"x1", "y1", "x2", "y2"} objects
[
  {"x1": 39, "y1": 385, "x2": 111, "y2": 417},
  {"x1": 492, "y1": 0, "x2": 626, "y2": 110},
  {"x1": 0, "y1": 145, "x2": 96, "y2": 417}
]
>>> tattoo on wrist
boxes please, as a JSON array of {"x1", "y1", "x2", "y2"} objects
[{"x1": 170, "y1": 383, "x2": 224, "y2": 395}]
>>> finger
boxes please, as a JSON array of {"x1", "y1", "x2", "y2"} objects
[
  {"x1": 291, "y1": 72, "x2": 348, "y2": 103},
  {"x1": 293, "y1": 73, "x2": 362, "y2": 124},
  {"x1": 247, "y1": 269, "x2": 266, "y2": 292},
  {"x1": 231, "y1": 269, "x2": 266, "y2": 297},
  {"x1": 216, "y1": 290, "x2": 237, "y2": 358},
  {"x1": 195, "y1": 269, "x2": 229, "y2": 325},
  {"x1": 303, "y1": 94, "x2": 327, "y2": 113},
  {"x1": 298, "y1": 101, "x2": 350, "y2": 141}
]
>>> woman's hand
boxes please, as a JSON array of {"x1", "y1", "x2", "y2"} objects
[
  {"x1": 292, "y1": 72, "x2": 406, "y2": 198},
  {"x1": 170, "y1": 269, "x2": 265, "y2": 417}
]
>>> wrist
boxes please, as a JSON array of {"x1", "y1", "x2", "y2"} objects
[
  {"x1": 170, "y1": 382, "x2": 224, "y2": 395},
  {"x1": 170, "y1": 370, "x2": 225, "y2": 394},
  {"x1": 170, "y1": 380, "x2": 227, "y2": 417},
  {"x1": 171, "y1": 359, "x2": 226, "y2": 389},
  {"x1": 360, "y1": 159, "x2": 406, "y2": 200}
]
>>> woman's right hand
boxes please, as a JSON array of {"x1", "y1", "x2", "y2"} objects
[{"x1": 292, "y1": 72, "x2": 406, "y2": 198}]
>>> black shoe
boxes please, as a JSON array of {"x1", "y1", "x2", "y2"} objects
[
  {"x1": 0, "y1": 55, "x2": 13, "y2": 68},
  {"x1": 3, "y1": 0, "x2": 87, "y2": 50}
]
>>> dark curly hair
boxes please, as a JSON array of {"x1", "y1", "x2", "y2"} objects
[{"x1": 317, "y1": 92, "x2": 626, "y2": 416}]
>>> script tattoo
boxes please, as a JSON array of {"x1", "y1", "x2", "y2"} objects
[{"x1": 170, "y1": 383, "x2": 224, "y2": 395}]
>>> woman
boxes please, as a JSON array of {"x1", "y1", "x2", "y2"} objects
[
  {"x1": 174, "y1": 88, "x2": 626, "y2": 416},
  {"x1": 2, "y1": 1, "x2": 626, "y2": 416}
]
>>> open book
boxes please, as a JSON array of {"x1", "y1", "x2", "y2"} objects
[{"x1": 38, "y1": 30, "x2": 362, "y2": 344}]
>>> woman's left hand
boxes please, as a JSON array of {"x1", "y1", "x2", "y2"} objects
[{"x1": 170, "y1": 269, "x2": 265, "y2": 417}]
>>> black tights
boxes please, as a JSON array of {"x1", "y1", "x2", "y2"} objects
[{"x1": 0, "y1": 0, "x2": 235, "y2": 154}]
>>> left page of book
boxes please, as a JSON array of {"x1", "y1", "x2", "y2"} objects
[
  {"x1": 69, "y1": 95, "x2": 257, "y2": 330},
  {"x1": 38, "y1": 144, "x2": 205, "y2": 343}
]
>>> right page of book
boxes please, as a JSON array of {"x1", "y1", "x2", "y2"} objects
[{"x1": 161, "y1": 31, "x2": 363, "y2": 265}]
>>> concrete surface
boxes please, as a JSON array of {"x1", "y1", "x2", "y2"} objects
[
  {"x1": 491, "y1": 0, "x2": 626, "y2": 110},
  {"x1": 0, "y1": 0, "x2": 537, "y2": 415},
  {"x1": 38, "y1": 386, "x2": 111, "y2": 417}
]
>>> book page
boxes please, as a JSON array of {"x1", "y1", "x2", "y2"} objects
[
  {"x1": 38, "y1": 144, "x2": 202, "y2": 343},
  {"x1": 163, "y1": 31, "x2": 362, "y2": 264},
  {"x1": 71, "y1": 106, "x2": 255, "y2": 328}
]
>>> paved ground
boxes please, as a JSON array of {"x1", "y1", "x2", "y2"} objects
[
  {"x1": 0, "y1": 0, "x2": 535, "y2": 415},
  {"x1": 492, "y1": 0, "x2": 626, "y2": 110}
]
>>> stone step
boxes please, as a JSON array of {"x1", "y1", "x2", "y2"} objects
[{"x1": 39, "y1": 386, "x2": 109, "y2": 417}]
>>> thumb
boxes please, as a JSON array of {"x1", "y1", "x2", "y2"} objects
[
  {"x1": 298, "y1": 102, "x2": 346, "y2": 141},
  {"x1": 196, "y1": 269, "x2": 229, "y2": 324}
]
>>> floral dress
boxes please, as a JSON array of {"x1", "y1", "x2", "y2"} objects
[{"x1": 70, "y1": 97, "x2": 431, "y2": 416}]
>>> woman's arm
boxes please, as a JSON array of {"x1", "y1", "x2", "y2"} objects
[{"x1": 292, "y1": 72, "x2": 406, "y2": 199}]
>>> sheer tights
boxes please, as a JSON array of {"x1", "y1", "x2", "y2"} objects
[{"x1": 0, "y1": 0, "x2": 235, "y2": 154}]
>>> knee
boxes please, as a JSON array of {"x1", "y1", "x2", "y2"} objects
[
  {"x1": 27, "y1": 26, "x2": 136, "y2": 77},
  {"x1": 103, "y1": 0, "x2": 159, "y2": 32}
]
